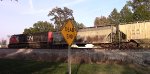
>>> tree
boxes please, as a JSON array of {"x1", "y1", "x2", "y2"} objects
[
  {"x1": 48, "y1": 7, "x2": 74, "y2": 31},
  {"x1": 23, "y1": 21, "x2": 54, "y2": 34},
  {"x1": 94, "y1": 16, "x2": 110, "y2": 27},
  {"x1": 108, "y1": 8, "x2": 121, "y2": 25},
  {"x1": 0, "y1": 40, "x2": 1, "y2": 45},
  {"x1": 120, "y1": 4, "x2": 133, "y2": 23},
  {"x1": 128, "y1": 0, "x2": 150, "y2": 21},
  {"x1": 74, "y1": 21, "x2": 86, "y2": 30},
  {"x1": 0, "y1": 39, "x2": 7, "y2": 45}
]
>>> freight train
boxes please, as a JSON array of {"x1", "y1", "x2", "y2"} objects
[{"x1": 8, "y1": 21, "x2": 150, "y2": 49}]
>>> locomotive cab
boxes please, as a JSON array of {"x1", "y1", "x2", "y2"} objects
[{"x1": 8, "y1": 35, "x2": 19, "y2": 48}]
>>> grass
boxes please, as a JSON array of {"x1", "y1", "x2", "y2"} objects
[{"x1": 0, "y1": 59, "x2": 149, "y2": 74}]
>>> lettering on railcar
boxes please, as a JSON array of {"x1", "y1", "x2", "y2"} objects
[{"x1": 27, "y1": 36, "x2": 33, "y2": 41}]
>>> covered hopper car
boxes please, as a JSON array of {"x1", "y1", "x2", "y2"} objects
[{"x1": 119, "y1": 21, "x2": 150, "y2": 48}]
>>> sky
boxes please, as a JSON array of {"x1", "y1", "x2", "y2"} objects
[{"x1": 0, "y1": 0, "x2": 128, "y2": 42}]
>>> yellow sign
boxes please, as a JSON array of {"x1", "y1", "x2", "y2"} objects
[{"x1": 61, "y1": 20, "x2": 77, "y2": 46}]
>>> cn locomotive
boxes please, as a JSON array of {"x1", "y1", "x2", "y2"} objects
[
  {"x1": 8, "y1": 32, "x2": 67, "y2": 48},
  {"x1": 8, "y1": 21, "x2": 150, "y2": 49}
]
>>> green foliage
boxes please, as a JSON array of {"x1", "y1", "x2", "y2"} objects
[
  {"x1": 0, "y1": 39, "x2": 7, "y2": 45},
  {"x1": 48, "y1": 7, "x2": 74, "y2": 31},
  {"x1": 108, "y1": 8, "x2": 121, "y2": 25},
  {"x1": 127, "y1": 0, "x2": 150, "y2": 21},
  {"x1": 74, "y1": 21, "x2": 86, "y2": 30},
  {"x1": 94, "y1": 16, "x2": 110, "y2": 27},
  {"x1": 94, "y1": 0, "x2": 150, "y2": 26},
  {"x1": 23, "y1": 21, "x2": 54, "y2": 35},
  {"x1": 120, "y1": 4, "x2": 133, "y2": 23},
  {"x1": 23, "y1": 7, "x2": 83, "y2": 34}
]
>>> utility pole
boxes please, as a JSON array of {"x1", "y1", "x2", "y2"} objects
[
  {"x1": 111, "y1": 24, "x2": 113, "y2": 43},
  {"x1": 68, "y1": 45, "x2": 71, "y2": 74},
  {"x1": 116, "y1": 21, "x2": 120, "y2": 49}
]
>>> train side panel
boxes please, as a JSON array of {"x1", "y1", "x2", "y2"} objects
[
  {"x1": 52, "y1": 32, "x2": 66, "y2": 44},
  {"x1": 27, "y1": 32, "x2": 53, "y2": 48},
  {"x1": 8, "y1": 32, "x2": 53, "y2": 48},
  {"x1": 76, "y1": 26, "x2": 116, "y2": 44},
  {"x1": 32, "y1": 32, "x2": 48, "y2": 42},
  {"x1": 119, "y1": 22, "x2": 150, "y2": 41},
  {"x1": 119, "y1": 22, "x2": 150, "y2": 48},
  {"x1": 48, "y1": 32, "x2": 53, "y2": 43}
]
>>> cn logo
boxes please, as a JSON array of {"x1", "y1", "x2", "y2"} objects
[{"x1": 27, "y1": 36, "x2": 33, "y2": 41}]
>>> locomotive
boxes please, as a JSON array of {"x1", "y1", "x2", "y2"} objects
[
  {"x1": 8, "y1": 32, "x2": 68, "y2": 48},
  {"x1": 8, "y1": 21, "x2": 150, "y2": 49}
]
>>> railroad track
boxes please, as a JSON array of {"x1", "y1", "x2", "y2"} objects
[{"x1": 0, "y1": 47, "x2": 150, "y2": 51}]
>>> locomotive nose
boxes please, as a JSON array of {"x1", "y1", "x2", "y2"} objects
[{"x1": 9, "y1": 36, "x2": 18, "y2": 44}]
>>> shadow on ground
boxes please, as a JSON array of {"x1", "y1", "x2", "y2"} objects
[{"x1": 0, "y1": 59, "x2": 63, "y2": 74}]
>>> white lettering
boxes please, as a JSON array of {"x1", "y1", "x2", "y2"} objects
[{"x1": 27, "y1": 36, "x2": 33, "y2": 41}]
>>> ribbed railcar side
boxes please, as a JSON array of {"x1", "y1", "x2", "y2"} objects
[
  {"x1": 75, "y1": 26, "x2": 117, "y2": 47},
  {"x1": 76, "y1": 26, "x2": 114, "y2": 43},
  {"x1": 119, "y1": 22, "x2": 150, "y2": 48},
  {"x1": 119, "y1": 22, "x2": 150, "y2": 41}
]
